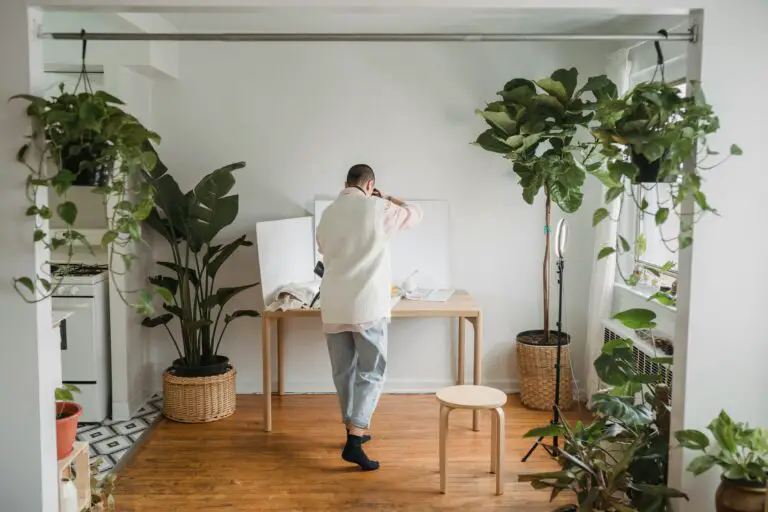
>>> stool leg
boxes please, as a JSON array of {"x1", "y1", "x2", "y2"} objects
[
  {"x1": 440, "y1": 404, "x2": 451, "y2": 494},
  {"x1": 493, "y1": 407, "x2": 505, "y2": 496},
  {"x1": 490, "y1": 410, "x2": 497, "y2": 474}
]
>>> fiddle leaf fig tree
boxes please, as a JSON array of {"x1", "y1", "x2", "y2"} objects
[{"x1": 475, "y1": 68, "x2": 617, "y2": 335}]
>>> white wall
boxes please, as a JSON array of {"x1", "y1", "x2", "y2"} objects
[
  {"x1": 146, "y1": 40, "x2": 613, "y2": 396},
  {"x1": 0, "y1": 7, "x2": 59, "y2": 511}
]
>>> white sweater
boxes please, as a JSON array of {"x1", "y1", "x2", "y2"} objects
[{"x1": 316, "y1": 190, "x2": 392, "y2": 325}]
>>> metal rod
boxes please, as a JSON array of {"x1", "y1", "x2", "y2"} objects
[{"x1": 41, "y1": 31, "x2": 694, "y2": 43}]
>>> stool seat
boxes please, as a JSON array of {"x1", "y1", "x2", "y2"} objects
[{"x1": 436, "y1": 385, "x2": 507, "y2": 410}]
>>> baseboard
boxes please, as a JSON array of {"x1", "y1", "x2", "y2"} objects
[{"x1": 112, "y1": 388, "x2": 153, "y2": 421}]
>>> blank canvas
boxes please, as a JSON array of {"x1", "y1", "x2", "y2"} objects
[
  {"x1": 314, "y1": 199, "x2": 451, "y2": 289},
  {"x1": 256, "y1": 216, "x2": 316, "y2": 306}
]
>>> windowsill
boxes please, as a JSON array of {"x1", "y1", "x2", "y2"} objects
[{"x1": 614, "y1": 281, "x2": 678, "y2": 314}]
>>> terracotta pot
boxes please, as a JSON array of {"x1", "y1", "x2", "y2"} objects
[
  {"x1": 715, "y1": 477, "x2": 766, "y2": 512},
  {"x1": 55, "y1": 402, "x2": 82, "y2": 460}
]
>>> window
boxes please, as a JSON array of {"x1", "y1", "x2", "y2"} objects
[{"x1": 618, "y1": 82, "x2": 686, "y2": 292}]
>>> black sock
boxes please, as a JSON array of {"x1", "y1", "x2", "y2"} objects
[
  {"x1": 346, "y1": 429, "x2": 371, "y2": 444},
  {"x1": 342, "y1": 434, "x2": 379, "y2": 471}
]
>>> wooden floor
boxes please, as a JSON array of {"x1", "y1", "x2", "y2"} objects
[{"x1": 117, "y1": 394, "x2": 591, "y2": 511}]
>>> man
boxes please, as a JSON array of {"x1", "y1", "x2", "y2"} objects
[{"x1": 316, "y1": 164, "x2": 423, "y2": 471}]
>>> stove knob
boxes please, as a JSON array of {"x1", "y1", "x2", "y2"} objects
[{"x1": 70, "y1": 286, "x2": 80, "y2": 296}]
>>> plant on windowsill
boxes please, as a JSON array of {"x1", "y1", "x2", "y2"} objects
[
  {"x1": 55, "y1": 384, "x2": 82, "y2": 460},
  {"x1": 590, "y1": 80, "x2": 741, "y2": 296},
  {"x1": 474, "y1": 68, "x2": 618, "y2": 410},
  {"x1": 676, "y1": 411, "x2": 768, "y2": 512},
  {"x1": 10, "y1": 84, "x2": 165, "y2": 314},
  {"x1": 519, "y1": 309, "x2": 685, "y2": 512},
  {"x1": 141, "y1": 151, "x2": 259, "y2": 423}
]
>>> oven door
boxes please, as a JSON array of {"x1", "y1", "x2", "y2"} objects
[{"x1": 54, "y1": 296, "x2": 98, "y2": 383}]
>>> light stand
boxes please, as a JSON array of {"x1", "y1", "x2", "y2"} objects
[{"x1": 522, "y1": 219, "x2": 568, "y2": 462}]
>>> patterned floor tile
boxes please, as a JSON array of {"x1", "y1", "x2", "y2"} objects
[
  {"x1": 111, "y1": 418, "x2": 149, "y2": 436},
  {"x1": 94, "y1": 435, "x2": 132, "y2": 456}
]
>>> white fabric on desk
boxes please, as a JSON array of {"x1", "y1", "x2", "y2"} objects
[{"x1": 264, "y1": 280, "x2": 321, "y2": 312}]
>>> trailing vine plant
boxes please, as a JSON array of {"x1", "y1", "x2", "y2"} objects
[{"x1": 11, "y1": 84, "x2": 163, "y2": 314}]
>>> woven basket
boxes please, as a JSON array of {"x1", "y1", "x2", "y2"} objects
[
  {"x1": 517, "y1": 334, "x2": 574, "y2": 411},
  {"x1": 163, "y1": 367, "x2": 236, "y2": 423}
]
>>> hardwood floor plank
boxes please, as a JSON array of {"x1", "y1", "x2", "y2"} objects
[{"x1": 117, "y1": 394, "x2": 590, "y2": 511}]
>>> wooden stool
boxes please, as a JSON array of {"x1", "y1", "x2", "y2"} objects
[{"x1": 436, "y1": 385, "x2": 507, "y2": 496}]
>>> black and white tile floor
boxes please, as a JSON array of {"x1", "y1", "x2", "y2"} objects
[{"x1": 76, "y1": 392, "x2": 163, "y2": 477}]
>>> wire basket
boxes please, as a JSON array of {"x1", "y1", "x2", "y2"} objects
[
  {"x1": 163, "y1": 367, "x2": 237, "y2": 423},
  {"x1": 517, "y1": 336, "x2": 574, "y2": 411}
]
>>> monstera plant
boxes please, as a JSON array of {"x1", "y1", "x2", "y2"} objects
[{"x1": 142, "y1": 153, "x2": 259, "y2": 376}]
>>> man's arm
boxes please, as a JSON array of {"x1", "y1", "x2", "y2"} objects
[{"x1": 381, "y1": 194, "x2": 424, "y2": 234}]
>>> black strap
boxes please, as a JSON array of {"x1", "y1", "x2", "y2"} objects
[
  {"x1": 652, "y1": 29, "x2": 669, "y2": 83},
  {"x1": 352, "y1": 185, "x2": 367, "y2": 195},
  {"x1": 74, "y1": 29, "x2": 94, "y2": 93}
]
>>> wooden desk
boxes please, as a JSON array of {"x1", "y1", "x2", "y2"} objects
[{"x1": 260, "y1": 291, "x2": 482, "y2": 432}]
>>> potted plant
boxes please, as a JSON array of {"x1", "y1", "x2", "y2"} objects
[
  {"x1": 142, "y1": 153, "x2": 260, "y2": 423},
  {"x1": 676, "y1": 411, "x2": 768, "y2": 512},
  {"x1": 590, "y1": 80, "x2": 741, "y2": 268},
  {"x1": 474, "y1": 68, "x2": 618, "y2": 410},
  {"x1": 520, "y1": 309, "x2": 685, "y2": 512},
  {"x1": 10, "y1": 85, "x2": 164, "y2": 314},
  {"x1": 88, "y1": 457, "x2": 117, "y2": 511},
  {"x1": 55, "y1": 384, "x2": 82, "y2": 460}
]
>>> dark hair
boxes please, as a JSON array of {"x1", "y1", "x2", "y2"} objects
[{"x1": 346, "y1": 164, "x2": 375, "y2": 187}]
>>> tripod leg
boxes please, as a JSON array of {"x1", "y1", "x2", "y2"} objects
[{"x1": 521, "y1": 435, "x2": 544, "y2": 462}]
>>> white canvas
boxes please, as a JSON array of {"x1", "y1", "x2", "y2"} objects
[
  {"x1": 314, "y1": 199, "x2": 451, "y2": 289},
  {"x1": 256, "y1": 216, "x2": 316, "y2": 306}
]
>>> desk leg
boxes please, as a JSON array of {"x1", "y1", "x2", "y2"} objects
[
  {"x1": 457, "y1": 317, "x2": 465, "y2": 385},
  {"x1": 472, "y1": 312, "x2": 483, "y2": 431},
  {"x1": 262, "y1": 314, "x2": 272, "y2": 432},
  {"x1": 277, "y1": 318, "x2": 285, "y2": 396}
]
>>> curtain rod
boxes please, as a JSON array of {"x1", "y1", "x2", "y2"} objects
[{"x1": 40, "y1": 31, "x2": 694, "y2": 43}]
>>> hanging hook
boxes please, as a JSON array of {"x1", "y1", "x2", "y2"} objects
[
  {"x1": 75, "y1": 29, "x2": 93, "y2": 93},
  {"x1": 80, "y1": 29, "x2": 87, "y2": 63},
  {"x1": 652, "y1": 29, "x2": 669, "y2": 83}
]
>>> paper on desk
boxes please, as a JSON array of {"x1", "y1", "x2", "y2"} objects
[{"x1": 404, "y1": 288, "x2": 455, "y2": 302}]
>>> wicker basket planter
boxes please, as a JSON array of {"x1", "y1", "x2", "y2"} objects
[
  {"x1": 516, "y1": 330, "x2": 574, "y2": 411},
  {"x1": 163, "y1": 367, "x2": 237, "y2": 423}
]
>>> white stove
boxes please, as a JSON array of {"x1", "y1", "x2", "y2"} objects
[{"x1": 52, "y1": 263, "x2": 111, "y2": 423}]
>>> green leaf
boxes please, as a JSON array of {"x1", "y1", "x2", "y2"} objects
[
  {"x1": 635, "y1": 234, "x2": 647, "y2": 256},
  {"x1": 613, "y1": 308, "x2": 657, "y2": 329},
  {"x1": 693, "y1": 191, "x2": 714, "y2": 212},
  {"x1": 157, "y1": 262, "x2": 199, "y2": 287},
  {"x1": 591, "y1": 394, "x2": 653, "y2": 426},
  {"x1": 578, "y1": 74, "x2": 618, "y2": 101},
  {"x1": 14, "y1": 277, "x2": 34, "y2": 293},
  {"x1": 531, "y1": 94, "x2": 566, "y2": 115},
  {"x1": 598, "y1": 247, "x2": 616, "y2": 260},
  {"x1": 475, "y1": 129, "x2": 513, "y2": 154},
  {"x1": 730, "y1": 144, "x2": 743, "y2": 156},
  {"x1": 601, "y1": 338, "x2": 633, "y2": 355},
  {"x1": 661, "y1": 261, "x2": 676, "y2": 272},
  {"x1": 94, "y1": 90, "x2": 126, "y2": 105},
  {"x1": 592, "y1": 171, "x2": 621, "y2": 189},
  {"x1": 619, "y1": 235, "x2": 631, "y2": 252},
  {"x1": 101, "y1": 230, "x2": 118, "y2": 248},
  {"x1": 206, "y1": 235, "x2": 253, "y2": 278},
  {"x1": 203, "y1": 283, "x2": 259, "y2": 310},
  {"x1": 550, "y1": 68, "x2": 578, "y2": 100},
  {"x1": 649, "y1": 356, "x2": 674, "y2": 365},
  {"x1": 141, "y1": 314, "x2": 174, "y2": 328},
  {"x1": 56, "y1": 201, "x2": 78, "y2": 225},
  {"x1": 605, "y1": 186, "x2": 624, "y2": 203},
  {"x1": 632, "y1": 373, "x2": 662, "y2": 384},
  {"x1": 592, "y1": 208, "x2": 609, "y2": 227},
  {"x1": 522, "y1": 425, "x2": 566, "y2": 438},
  {"x1": 224, "y1": 309, "x2": 261, "y2": 323},
  {"x1": 149, "y1": 275, "x2": 178, "y2": 296},
  {"x1": 655, "y1": 207, "x2": 669, "y2": 226},
  {"x1": 155, "y1": 286, "x2": 174, "y2": 304},
  {"x1": 33, "y1": 229, "x2": 45, "y2": 242},
  {"x1": 630, "y1": 484, "x2": 688, "y2": 499},
  {"x1": 686, "y1": 454, "x2": 718, "y2": 476},
  {"x1": 709, "y1": 410, "x2": 738, "y2": 453},
  {"x1": 648, "y1": 292, "x2": 676, "y2": 306},
  {"x1": 476, "y1": 108, "x2": 518, "y2": 136},
  {"x1": 536, "y1": 77, "x2": 569, "y2": 105},
  {"x1": 675, "y1": 429, "x2": 710, "y2": 451}
]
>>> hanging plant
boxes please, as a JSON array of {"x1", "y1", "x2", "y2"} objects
[
  {"x1": 10, "y1": 34, "x2": 164, "y2": 314},
  {"x1": 474, "y1": 67, "x2": 618, "y2": 339},
  {"x1": 590, "y1": 46, "x2": 742, "y2": 286}
]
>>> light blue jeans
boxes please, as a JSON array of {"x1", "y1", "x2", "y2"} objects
[{"x1": 325, "y1": 321, "x2": 388, "y2": 429}]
